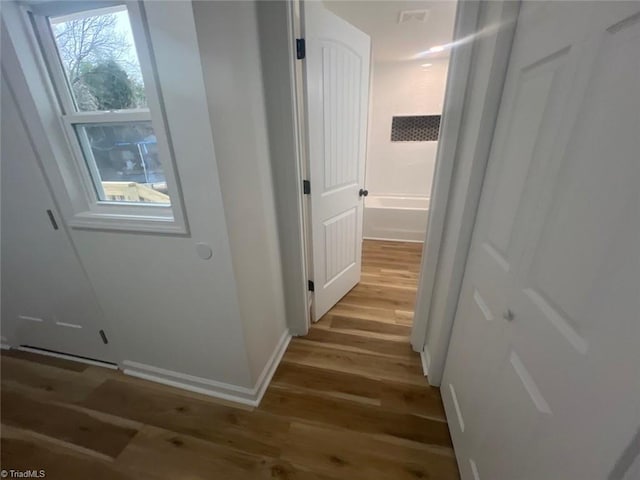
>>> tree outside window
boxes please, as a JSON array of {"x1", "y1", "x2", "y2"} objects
[{"x1": 51, "y1": 10, "x2": 146, "y2": 111}]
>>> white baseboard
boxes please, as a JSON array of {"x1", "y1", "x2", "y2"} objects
[
  {"x1": 251, "y1": 329, "x2": 292, "y2": 405},
  {"x1": 363, "y1": 236, "x2": 425, "y2": 244},
  {"x1": 122, "y1": 330, "x2": 291, "y2": 407},
  {"x1": 420, "y1": 347, "x2": 431, "y2": 377}
]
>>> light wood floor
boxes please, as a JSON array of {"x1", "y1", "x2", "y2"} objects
[{"x1": 0, "y1": 240, "x2": 459, "y2": 479}]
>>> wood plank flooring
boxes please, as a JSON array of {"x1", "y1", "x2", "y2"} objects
[{"x1": 0, "y1": 240, "x2": 459, "y2": 479}]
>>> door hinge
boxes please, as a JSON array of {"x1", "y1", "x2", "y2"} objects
[
  {"x1": 46, "y1": 209, "x2": 59, "y2": 230},
  {"x1": 99, "y1": 330, "x2": 109, "y2": 344},
  {"x1": 308, "y1": 280, "x2": 315, "y2": 292},
  {"x1": 303, "y1": 180, "x2": 311, "y2": 195},
  {"x1": 296, "y1": 38, "x2": 306, "y2": 60}
]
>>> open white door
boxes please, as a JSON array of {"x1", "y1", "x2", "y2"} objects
[
  {"x1": 303, "y1": 1, "x2": 371, "y2": 320},
  {"x1": 442, "y1": 2, "x2": 640, "y2": 479}
]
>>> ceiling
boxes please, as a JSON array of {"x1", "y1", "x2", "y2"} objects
[{"x1": 323, "y1": 1, "x2": 457, "y2": 63}]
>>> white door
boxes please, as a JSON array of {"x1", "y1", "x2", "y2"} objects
[
  {"x1": 441, "y1": 2, "x2": 640, "y2": 479},
  {"x1": 304, "y1": 1, "x2": 371, "y2": 320},
  {"x1": 1, "y1": 76, "x2": 115, "y2": 363}
]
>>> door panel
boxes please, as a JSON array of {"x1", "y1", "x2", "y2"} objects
[
  {"x1": 323, "y1": 207, "x2": 358, "y2": 284},
  {"x1": 304, "y1": 2, "x2": 371, "y2": 319},
  {"x1": 485, "y1": 49, "x2": 567, "y2": 261},
  {"x1": 1, "y1": 76, "x2": 114, "y2": 362},
  {"x1": 320, "y1": 42, "x2": 362, "y2": 191},
  {"x1": 442, "y1": 2, "x2": 640, "y2": 479}
]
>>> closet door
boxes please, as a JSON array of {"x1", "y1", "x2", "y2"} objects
[
  {"x1": 1, "y1": 77, "x2": 115, "y2": 362},
  {"x1": 441, "y1": 2, "x2": 640, "y2": 479}
]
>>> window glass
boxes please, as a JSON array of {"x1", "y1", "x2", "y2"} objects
[
  {"x1": 75, "y1": 122, "x2": 170, "y2": 204},
  {"x1": 45, "y1": 5, "x2": 172, "y2": 206},
  {"x1": 49, "y1": 6, "x2": 147, "y2": 111}
]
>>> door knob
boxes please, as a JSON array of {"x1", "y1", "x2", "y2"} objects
[
  {"x1": 503, "y1": 309, "x2": 515, "y2": 322},
  {"x1": 359, "y1": 188, "x2": 369, "y2": 197}
]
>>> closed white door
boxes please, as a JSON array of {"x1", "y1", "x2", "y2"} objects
[
  {"x1": 303, "y1": 2, "x2": 371, "y2": 320},
  {"x1": 442, "y1": 2, "x2": 640, "y2": 479},
  {"x1": 1, "y1": 77, "x2": 114, "y2": 362}
]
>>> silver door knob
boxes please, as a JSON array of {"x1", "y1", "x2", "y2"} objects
[{"x1": 503, "y1": 309, "x2": 515, "y2": 321}]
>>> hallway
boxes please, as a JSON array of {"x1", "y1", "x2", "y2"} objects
[{"x1": 1, "y1": 240, "x2": 459, "y2": 480}]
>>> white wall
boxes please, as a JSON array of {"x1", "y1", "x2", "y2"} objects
[
  {"x1": 1, "y1": 0, "x2": 289, "y2": 403},
  {"x1": 192, "y1": 0, "x2": 289, "y2": 382},
  {"x1": 366, "y1": 59, "x2": 448, "y2": 198},
  {"x1": 2, "y1": 0, "x2": 252, "y2": 387}
]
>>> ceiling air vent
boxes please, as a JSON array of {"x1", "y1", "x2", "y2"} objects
[{"x1": 398, "y1": 9, "x2": 430, "y2": 24}]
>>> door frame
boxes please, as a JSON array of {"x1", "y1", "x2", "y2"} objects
[
  {"x1": 410, "y1": 0, "x2": 520, "y2": 384},
  {"x1": 277, "y1": 0, "x2": 519, "y2": 383},
  {"x1": 256, "y1": 0, "x2": 311, "y2": 336}
]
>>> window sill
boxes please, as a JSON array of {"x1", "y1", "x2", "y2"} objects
[{"x1": 68, "y1": 210, "x2": 188, "y2": 235}]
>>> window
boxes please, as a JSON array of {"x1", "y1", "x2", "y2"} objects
[
  {"x1": 41, "y1": 4, "x2": 171, "y2": 205},
  {"x1": 22, "y1": 1, "x2": 187, "y2": 232}
]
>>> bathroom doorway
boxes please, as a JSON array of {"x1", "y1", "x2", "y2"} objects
[
  {"x1": 326, "y1": 0, "x2": 455, "y2": 245},
  {"x1": 301, "y1": 0, "x2": 457, "y2": 331}
]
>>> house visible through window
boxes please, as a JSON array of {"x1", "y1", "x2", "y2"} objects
[{"x1": 45, "y1": 5, "x2": 170, "y2": 204}]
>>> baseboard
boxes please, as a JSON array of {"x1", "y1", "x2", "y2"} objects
[
  {"x1": 420, "y1": 347, "x2": 431, "y2": 377},
  {"x1": 122, "y1": 330, "x2": 292, "y2": 407},
  {"x1": 363, "y1": 235, "x2": 425, "y2": 244},
  {"x1": 251, "y1": 329, "x2": 292, "y2": 405}
]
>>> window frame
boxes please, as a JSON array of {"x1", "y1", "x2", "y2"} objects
[{"x1": 20, "y1": 0, "x2": 188, "y2": 234}]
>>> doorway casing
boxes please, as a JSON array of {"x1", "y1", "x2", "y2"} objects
[
  {"x1": 411, "y1": 0, "x2": 520, "y2": 384},
  {"x1": 266, "y1": 0, "x2": 519, "y2": 385}
]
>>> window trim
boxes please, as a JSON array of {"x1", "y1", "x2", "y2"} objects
[{"x1": 12, "y1": 0, "x2": 189, "y2": 234}]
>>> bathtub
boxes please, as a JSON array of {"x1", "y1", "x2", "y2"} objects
[{"x1": 363, "y1": 195, "x2": 430, "y2": 243}]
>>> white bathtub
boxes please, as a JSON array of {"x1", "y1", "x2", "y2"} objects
[{"x1": 363, "y1": 195, "x2": 430, "y2": 243}]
